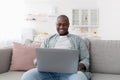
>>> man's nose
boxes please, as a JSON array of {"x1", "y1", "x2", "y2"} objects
[
  {"x1": 59, "y1": 26, "x2": 65, "y2": 29},
  {"x1": 59, "y1": 24, "x2": 64, "y2": 27}
]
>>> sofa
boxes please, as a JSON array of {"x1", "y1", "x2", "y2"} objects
[{"x1": 0, "y1": 39, "x2": 120, "y2": 80}]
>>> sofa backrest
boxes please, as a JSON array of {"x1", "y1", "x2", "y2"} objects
[
  {"x1": 89, "y1": 39, "x2": 120, "y2": 74},
  {"x1": 0, "y1": 48, "x2": 12, "y2": 74}
]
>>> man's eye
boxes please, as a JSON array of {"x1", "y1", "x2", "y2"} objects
[{"x1": 57, "y1": 23, "x2": 67, "y2": 26}]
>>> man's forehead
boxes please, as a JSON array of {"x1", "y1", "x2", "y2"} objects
[
  {"x1": 58, "y1": 16, "x2": 67, "y2": 20},
  {"x1": 57, "y1": 17, "x2": 68, "y2": 23}
]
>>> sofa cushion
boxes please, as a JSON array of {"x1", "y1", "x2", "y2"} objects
[
  {"x1": 90, "y1": 40, "x2": 120, "y2": 74},
  {"x1": 10, "y1": 42, "x2": 40, "y2": 71},
  {"x1": 0, "y1": 71, "x2": 24, "y2": 80},
  {"x1": 92, "y1": 73, "x2": 120, "y2": 80},
  {"x1": 0, "y1": 48, "x2": 12, "y2": 73}
]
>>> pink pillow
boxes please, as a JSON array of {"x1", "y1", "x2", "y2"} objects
[{"x1": 10, "y1": 42, "x2": 40, "y2": 71}]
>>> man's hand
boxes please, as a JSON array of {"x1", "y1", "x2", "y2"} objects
[{"x1": 78, "y1": 63, "x2": 86, "y2": 71}]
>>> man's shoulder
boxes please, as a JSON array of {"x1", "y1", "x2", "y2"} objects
[
  {"x1": 45, "y1": 33, "x2": 58, "y2": 40},
  {"x1": 68, "y1": 33, "x2": 82, "y2": 39},
  {"x1": 47, "y1": 33, "x2": 58, "y2": 38},
  {"x1": 47, "y1": 33, "x2": 82, "y2": 39}
]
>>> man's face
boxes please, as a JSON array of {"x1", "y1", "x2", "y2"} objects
[{"x1": 56, "y1": 17, "x2": 69, "y2": 36}]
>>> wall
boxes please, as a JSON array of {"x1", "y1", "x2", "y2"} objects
[
  {"x1": 24, "y1": 0, "x2": 120, "y2": 40},
  {"x1": 23, "y1": 0, "x2": 98, "y2": 40},
  {"x1": 97, "y1": 0, "x2": 120, "y2": 40},
  {"x1": 0, "y1": 0, "x2": 25, "y2": 41}
]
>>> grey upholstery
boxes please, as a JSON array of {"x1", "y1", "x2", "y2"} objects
[
  {"x1": 0, "y1": 48, "x2": 12, "y2": 73},
  {"x1": 90, "y1": 40, "x2": 120, "y2": 74},
  {"x1": 0, "y1": 39, "x2": 120, "y2": 80},
  {"x1": 0, "y1": 71, "x2": 24, "y2": 80},
  {"x1": 92, "y1": 73, "x2": 120, "y2": 80}
]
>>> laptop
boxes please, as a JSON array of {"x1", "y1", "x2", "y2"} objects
[{"x1": 35, "y1": 48, "x2": 79, "y2": 73}]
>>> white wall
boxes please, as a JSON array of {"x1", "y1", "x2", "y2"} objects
[
  {"x1": 23, "y1": 0, "x2": 97, "y2": 36},
  {"x1": 97, "y1": 0, "x2": 120, "y2": 40},
  {"x1": 24, "y1": 0, "x2": 120, "y2": 40},
  {"x1": 0, "y1": 0, "x2": 25, "y2": 41},
  {"x1": 0, "y1": 0, "x2": 25, "y2": 47}
]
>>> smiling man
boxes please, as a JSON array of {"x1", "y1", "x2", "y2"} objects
[
  {"x1": 56, "y1": 15, "x2": 69, "y2": 36},
  {"x1": 21, "y1": 15, "x2": 90, "y2": 80}
]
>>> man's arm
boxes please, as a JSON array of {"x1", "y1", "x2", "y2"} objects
[
  {"x1": 33, "y1": 38, "x2": 48, "y2": 66},
  {"x1": 79, "y1": 38, "x2": 89, "y2": 71}
]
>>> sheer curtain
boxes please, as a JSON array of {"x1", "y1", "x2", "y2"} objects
[{"x1": 0, "y1": 0, "x2": 25, "y2": 47}]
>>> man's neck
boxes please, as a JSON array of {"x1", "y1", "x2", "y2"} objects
[{"x1": 59, "y1": 32, "x2": 69, "y2": 36}]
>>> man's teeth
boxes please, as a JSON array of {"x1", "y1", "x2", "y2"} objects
[{"x1": 60, "y1": 30, "x2": 64, "y2": 31}]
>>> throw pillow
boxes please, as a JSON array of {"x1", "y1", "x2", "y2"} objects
[{"x1": 10, "y1": 42, "x2": 40, "y2": 71}]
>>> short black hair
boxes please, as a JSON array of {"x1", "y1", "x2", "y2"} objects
[{"x1": 57, "y1": 15, "x2": 70, "y2": 25}]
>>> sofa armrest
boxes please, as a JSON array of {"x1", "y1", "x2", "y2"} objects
[{"x1": 0, "y1": 48, "x2": 12, "y2": 74}]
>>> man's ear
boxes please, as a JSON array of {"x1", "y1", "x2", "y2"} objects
[{"x1": 68, "y1": 23, "x2": 70, "y2": 26}]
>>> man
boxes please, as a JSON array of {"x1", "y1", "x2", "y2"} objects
[{"x1": 21, "y1": 15, "x2": 90, "y2": 80}]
